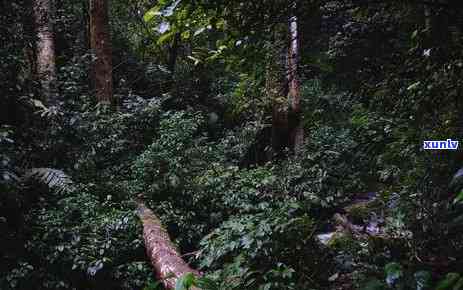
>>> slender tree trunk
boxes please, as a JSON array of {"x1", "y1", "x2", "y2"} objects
[
  {"x1": 167, "y1": 32, "x2": 180, "y2": 91},
  {"x1": 168, "y1": 33, "x2": 181, "y2": 74},
  {"x1": 268, "y1": 5, "x2": 304, "y2": 157},
  {"x1": 136, "y1": 202, "x2": 200, "y2": 290},
  {"x1": 268, "y1": 20, "x2": 305, "y2": 157},
  {"x1": 287, "y1": 5, "x2": 304, "y2": 154},
  {"x1": 90, "y1": 0, "x2": 113, "y2": 104},
  {"x1": 33, "y1": 0, "x2": 57, "y2": 105},
  {"x1": 267, "y1": 34, "x2": 289, "y2": 157}
]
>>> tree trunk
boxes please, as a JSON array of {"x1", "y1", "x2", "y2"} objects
[
  {"x1": 267, "y1": 37, "x2": 289, "y2": 157},
  {"x1": 33, "y1": 0, "x2": 57, "y2": 105},
  {"x1": 167, "y1": 32, "x2": 180, "y2": 91},
  {"x1": 90, "y1": 0, "x2": 113, "y2": 104},
  {"x1": 287, "y1": 5, "x2": 304, "y2": 154},
  {"x1": 136, "y1": 202, "x2": 200, "y2": 289},
  {"x1": 268, "y1": 7, "x2": 304, "y2": 158},
  {"x1": 168, "y1": 32, "x2": 180, "y2": 75}
]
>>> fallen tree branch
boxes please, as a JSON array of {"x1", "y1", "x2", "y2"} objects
[{"x1": 136, "y1": 201, "x2": 201, "y2": 289}]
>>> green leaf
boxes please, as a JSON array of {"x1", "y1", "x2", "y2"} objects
[
  {"x1": 160, "y1": 0, "x2": 181, "y2": 17},
  {"x1": 31, "y1": 99, "x2": 47, "y2": 110},
  {"x1": 453, "y1": 278, "x2": 463, "y2": 290},
  {"x1": 187, "y1": 55, "x2": 201, "y2": 66},
  {"x1": 157, "y1": 30, "x2": 176, "y2": 45},
  {"x1": 385, "y1": 262, "x2": 403, "y2": 287},
  {"x1": 193, "y1": 27, "x2": 205, "y2": 36},
  {"x1": 144, "y1": 6, "x2": 161, "y2": 22},
  {"x1": 175, "y1": 272, "x2": 196, "y2": 290},
  {"x1": 407, "y1": 81, "x2": 421, "y2": 91},
  {"x1": 453, "y1": 189, "x2": 463, "y2": 204},
  {"x1": 196, "y1": 277, "x2": 219, "y2": 289},
  {"x1": 436, "y1": 273, "x2": 461, "y2": 290},
  {"x1": 181, "y1": 30, "x2": 191, "y2": 40}
]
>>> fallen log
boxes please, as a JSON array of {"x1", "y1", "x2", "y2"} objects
[{"x1": 136, "y1": 201, "x2": 200, "y2": 289}]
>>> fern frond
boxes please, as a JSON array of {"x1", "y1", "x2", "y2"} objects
[{"x1": 24, "y1": 168, "x2": 74, "y2": 194}]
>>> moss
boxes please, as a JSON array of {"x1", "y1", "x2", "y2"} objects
[
  {"x1": 327, "y1": 232, "x2": 357, "y2": 251},
  {"x1": 344, "y1": 199, "x2": 381, "y2": 224}
]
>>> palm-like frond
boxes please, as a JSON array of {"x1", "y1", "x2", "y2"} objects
[{"x1": 24, "y1": 168, "x2": 74, "y2": 194}]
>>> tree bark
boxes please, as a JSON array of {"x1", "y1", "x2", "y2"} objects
[
  {"x1": 267, "y1": 41, "x2": 289, "y2": 157},
  {"x1": 168, "y1": 32, "x2": 181, "y2": 74},
  {"x1": 287, "y1": 3, "x2": 304, "y2": 154},
  {"x1": 136, "y1": 202, "x2": 200, "y2": 289},
  {"x1": 90, "y1": 0, "x2": 113, "y2": 104},
  {"x1": 33, "y1": 0, "x2": 57, "y2": 105},
  {"x1": 268, "y1": 6, "x2": 304, "y2": 158}
]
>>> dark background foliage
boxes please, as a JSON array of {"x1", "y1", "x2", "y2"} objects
[{"x1": 1, "y1": 0, "x2": 463, "y2": 289}]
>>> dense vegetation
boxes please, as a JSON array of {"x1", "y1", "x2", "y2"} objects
[{"x1": 1, "y1": 0, "x2": 463, "y2": 289}]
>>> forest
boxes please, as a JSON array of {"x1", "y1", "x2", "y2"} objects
[{"x1": 1, "y1": 0, "x2": 463, "y2": 289}]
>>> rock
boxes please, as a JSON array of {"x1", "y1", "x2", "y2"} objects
[
  {"x1": 316, "y1": 230, "x2": 355, "y2": 249},
  {"x1": 317, "y1": 232, "x2": 336, "y2": 246},
  {"x1": 328, "y1": 272, "x2": 339, "y2": 282}
]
